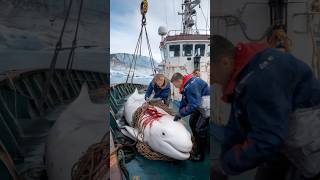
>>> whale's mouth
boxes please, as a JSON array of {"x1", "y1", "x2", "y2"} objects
[{"x1": 164, "y1": 140, "x2": 192, "y2": 154}]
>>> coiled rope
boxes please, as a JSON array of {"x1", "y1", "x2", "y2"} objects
[
  {"x1": 132, "y1": 101, "x2": 176, "y2": 161},
  {"x1": 71, "y1": 133, "x2": 108, "y2": 180}
]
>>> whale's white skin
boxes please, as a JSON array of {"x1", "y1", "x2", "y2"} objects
[
  {"x1": 46, "y1": 84, "x2": 107, "y2": 180},
  {"x1": 122, "y1": 89, "x2": 192, "y2": 160}
]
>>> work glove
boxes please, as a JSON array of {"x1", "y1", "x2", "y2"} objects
[
  {"x1": 211, "y1": 159, "x2": 228, "y2": 180},
  {"x1": 173, "y1": 114, "x2": 182, "y2": 121}
]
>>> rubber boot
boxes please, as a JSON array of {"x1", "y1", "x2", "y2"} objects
[{"x1": 190, "y1": 141, "x2": 205, "y2": 162}]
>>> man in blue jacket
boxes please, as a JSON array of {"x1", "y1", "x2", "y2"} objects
[
  {"x1": 211, "y1": 35, "x2": 320, "y2": 180},
  {"x1": 171, "y1": 72, "x2": 210, "y2": 161},
  {"x1": 145, "y1": 74, "x2": 170, "y2": 105}
]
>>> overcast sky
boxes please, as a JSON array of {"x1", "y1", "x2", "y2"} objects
[{"x1": 110, "y1": 0, "x2": 210, "y2": 62}]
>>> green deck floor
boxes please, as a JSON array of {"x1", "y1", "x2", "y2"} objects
[
  {"x1": 118, "y1": 100, "x2": 211, "y2": 180},
  {"x1": 126, "y1": 152, "x2": 210, "y2": 180}
]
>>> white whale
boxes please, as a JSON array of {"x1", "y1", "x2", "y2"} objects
[
  {"x1": 121, "y1": 89, "x2": 193, "y2": 160},
  {"x1": 46, "y1": 84, "x2": 107, "y2": 180}
]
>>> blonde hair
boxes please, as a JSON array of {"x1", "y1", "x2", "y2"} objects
[{"x1": 153, "y1": 74, "x2": 168, "y2": 88}]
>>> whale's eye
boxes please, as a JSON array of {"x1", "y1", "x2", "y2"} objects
[{"x1": 162, "y1": 132, "x2": 165, "y2": 136}]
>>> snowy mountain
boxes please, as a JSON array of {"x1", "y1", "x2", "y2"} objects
[
  {"x1": 0, "y1": 0, "x2": 106, "y2": 50},
  {"x1": 0, "y1": 0, "x2": 107, "y2": 73},
  {"x1": 111, "y1": 53, "x2": 159, "y2": 70},
  {"x1": 110, "y1": 53, "x2": 159, "y2": 85}
]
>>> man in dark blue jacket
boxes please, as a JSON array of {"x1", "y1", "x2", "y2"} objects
[
  {"x1": 145, "y1": 74, "x2": 170, "y2": 105},
  {"x1": 171, "y1": 73, "x2": 210, "y2": 161},
  {"x1": 211, "y1": 35, "x2": 320, "y2": 180}
]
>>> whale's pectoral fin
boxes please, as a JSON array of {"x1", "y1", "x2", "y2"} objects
[
  {"x1": 133, "y1": 88, "x2": 139, "y2": 95},
  {"x1": 120, "y1": 126, "x2": 142, "y2": 141}
]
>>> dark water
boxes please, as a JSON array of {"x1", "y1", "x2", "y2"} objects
[{"x1": 0, "y1": 49, "x2": 107, "y2": 73}]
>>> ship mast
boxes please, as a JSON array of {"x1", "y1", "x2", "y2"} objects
[{"x1": 178, "y1": 0, "x2": 201, "y2": 34}]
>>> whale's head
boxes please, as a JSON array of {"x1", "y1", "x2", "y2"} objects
[
  {"x1": 147, "y1": 114, "x2": 193, "y2": 160},
  {"x1": 124, "y1": 89, "x2": 193, "y2": 160}
]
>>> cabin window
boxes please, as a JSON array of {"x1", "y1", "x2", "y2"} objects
[
  {"x1": 183, "y1": 44, "x2": 193, "y2": 56},
  {"x1": 161, "y1": 46, "x2": 168, "y2": 59},
  {"x1": 164, "y1": 46, "x2": 168, "y2": 58},
  {"x1": 161, "y1": 50, "x2": 164, "y2": 59},
  {"x1": 195, "y1": 44, "x2": 205, "y2": 56},
  {"x1": 169, "y1": 45, "x2": 180, "y2": 57}
]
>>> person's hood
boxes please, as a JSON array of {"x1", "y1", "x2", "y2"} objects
[
  {"x1": 222, "y1": 42, "x2": 270, "y2": 103},
  {"x1": 179, "y1": 74, "x2": 194, "y2": 94}
]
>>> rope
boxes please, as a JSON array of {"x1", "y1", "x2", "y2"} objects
[
  {"x1": 66, "y1": 0, "x2": 84, "y2": 72},
  {"x1": 125, "y1": 27, "x2": 143, "y2": 84},
  {"x1": 65, "y1": 0, "x2": 85, "y2": 94},
  {"x1": 131, "y1": 101, "x2": 176, "y2": 161},
  {"x1": 199, "y1": 3, "x2": 209, "y2": 33},
  {"x1": 0, "y1": 142, "x2": 20, "y2": 180},
  {"x1": 132, "y1": 101, "x2": 175, "y2": 132},
  {"x1": 117, "y1": 148, "x2": 130, "y2": 180},
  {"x1": 144, "y1": 26, "x2": 156, "y2": 74},
  {"x1": 125, "y1": 0, "x2": 156, "y2": 84},
  {"x1": 40, "y1": 0, "x2": 74, "y2": 115},
  {"x1": 109, "y1": 138, "x2": 137, "y2": 180},
  {"x1": 136, "y1": 142, "x2": 172, "y2": 161},
  {"x1": 71, "y1": 133, "x2": 108, "y2": 180}
]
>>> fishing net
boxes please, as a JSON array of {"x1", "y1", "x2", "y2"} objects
[
  {"x1": 71, "y1": 133, "x2": 108, "y2": 180},
  {"x1": 132, "y1": 101, "x2": 176, "y2": 161}
]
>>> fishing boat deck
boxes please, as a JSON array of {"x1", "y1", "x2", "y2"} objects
[
  {"x1": 110, "y1": 83, "x2": 210, "y2": 180},
  {"x1": 110, "y1": 83, "x2": 258, "y2": 180},
  {"x1": 0, "y1": 69, "x2": 107, "y2": 179}
]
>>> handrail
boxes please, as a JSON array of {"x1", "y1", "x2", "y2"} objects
[{"x1": 167, "y1": 29, "x2": 210, "y2": 36}]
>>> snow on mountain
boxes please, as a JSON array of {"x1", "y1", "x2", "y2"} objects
[
  {"x1": 0, "y1": 0, "x2": 106, "y2": 50},
  {"x1": 0, "y1": 0, "x2": 107, "y2": 73},
  {"x1": 110, "y1": 53, "x2": 159, "y2": 85}
]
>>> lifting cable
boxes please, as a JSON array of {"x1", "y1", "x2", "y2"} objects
[
  {"x1": 65, "y1": 0, "x2": 85, "y2": 93},
  {"x1": 66, "y1": 0, "x2": 84, "y2": 72},
  {"x1": 39, "y1": 0, "x2": 74, "y2": 115},
  {"x1": 126, "y1": 0, "x2": 156, "y2": 84}
]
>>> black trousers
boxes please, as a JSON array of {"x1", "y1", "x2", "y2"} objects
[
  {"x1": 255, "y1": 155, "x2": 320, "y2": 180},
  {"x1": 189, "y1": 110, "x2": 209, "y2": 153}
]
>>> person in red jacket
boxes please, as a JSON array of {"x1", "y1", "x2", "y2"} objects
[
  {"x1": 171, "y1": 72, "x2": 210, "y2": 161},
  {"x1": 211, "y1": 35, "x2": 320, "y2": 180}
]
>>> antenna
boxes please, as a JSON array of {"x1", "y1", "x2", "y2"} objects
[
  {"x1": 164, "y1": 0, "x2": 168, "y2": 28},
  {"x1": 178, "y1": 0, "x2": 201, "y2": 34}
]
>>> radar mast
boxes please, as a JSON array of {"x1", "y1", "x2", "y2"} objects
[{"x1": 178, "y1": 0, "x2": 201, "y2": 34}]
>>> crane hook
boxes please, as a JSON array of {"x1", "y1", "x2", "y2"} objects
[
  {"x1": 140, "y1": 0, "x2": 148, "y2": 25},
  {"x1": 140, "y1": 0, "x2": 148, "y2": 15}
]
